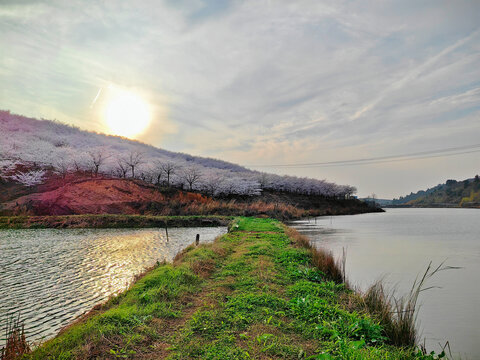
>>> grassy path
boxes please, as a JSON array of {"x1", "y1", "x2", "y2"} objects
[{"x1": 27, "y1": 218, "x2": 437, "y2": 359}]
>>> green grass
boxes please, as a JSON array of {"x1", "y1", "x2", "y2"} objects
[{"x1": 25, "y1": 217, "x2": 445, "y2": 359}]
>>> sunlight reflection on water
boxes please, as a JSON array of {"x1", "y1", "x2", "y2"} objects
[{"x1": 0, "y1": 226, "x2": 226, "y2": 346}]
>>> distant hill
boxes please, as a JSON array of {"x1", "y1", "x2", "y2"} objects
[
  {"x1": 359, "y1": 198, "x2": 393, "y2": 206},
  {"x1": 392, "y1": 176, "x2": 480, "y2": 208}
]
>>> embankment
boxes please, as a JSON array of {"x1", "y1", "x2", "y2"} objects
[
  {"x1": 0, "y1": 214, "x2": 231, "y2": 229},
  {"x1": 0, "y1": 177, "x2": 382, "y2": 219},
  {"x1": 22, "y1": 217, "x2": 430, "y2": 359}
]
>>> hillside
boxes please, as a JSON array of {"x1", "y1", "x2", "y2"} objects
[
  {"x1": 359, "y1": 198, "x2": 393, "y2": 206},
  {"x1": 0, "y1": 110, "x2": 355, "y2": 198},
  {"x1": 0, "y1": 110, "x2": 377, "y2": 218},
  {"x1": 392, "y1": 176, "x2": 480, "y2": 208}
]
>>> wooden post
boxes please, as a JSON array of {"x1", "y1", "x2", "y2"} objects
[
  {"x1": 195, "y1": 234, "x2": 200, "y2": 246},
  {"x1": 165, "y1": 226, "x2": 169, "y2": 242}
]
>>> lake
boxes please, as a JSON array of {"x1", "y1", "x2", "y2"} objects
[
  {"x1": 0, "y1": 226, "x2": 227, "y2": 346},
  {"x1": 290, "y1": 208, "x2": 480, "y2": 359}
]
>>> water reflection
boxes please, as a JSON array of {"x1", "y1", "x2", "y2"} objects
[
  {"x1": 0, "y1": 226, "x2": 226, "y2": 345},
  {"x1": 290, "y1": 209, "x2": 480, "y2": 359}
]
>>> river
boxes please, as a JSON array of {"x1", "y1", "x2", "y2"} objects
[
  {"x1": 0, "y1": 226, "x2": 227, "y2": 346},
  {"x1": 290, "y1": 208, "x2": 479, "y2": 359}
]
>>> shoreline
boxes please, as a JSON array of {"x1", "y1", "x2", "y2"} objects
[
  {"x1": 0, "y1": 206, "x2": 383, "y2": 229},
  {"x1": 14, "y1": 217, "x2": 434, "y2": 359},
  {"x1": 0, "y1": 214, "x2": 232, "y2": 229}
]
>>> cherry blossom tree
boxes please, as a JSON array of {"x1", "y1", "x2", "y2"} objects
[
  {"x1": 181, "y1": 166, "x2": 202, "y2": 191},
  {"x1": 201, "y1": 174, "x2": 224, "y2": 197},
  {"x1": 55, "y1": 159, "x2": 70, "y2": 180},
  {"x1": 10, "y1": 170, "x2": 46, "y2": 187},
  {"x1": 0, "y1": 111, "x2": 358, "y2": 198}
]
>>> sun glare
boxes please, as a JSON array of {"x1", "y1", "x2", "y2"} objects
[{"x1": 103, "y1": 87, "x2": 151, "y2": 138}]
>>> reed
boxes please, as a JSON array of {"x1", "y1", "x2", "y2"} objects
[
  {"x1": 286, "y1": 223, "x2": 453, "y2": 351},
  {"x1": 363, "y1": 261, "x2": 455, "y2": 347},
  {"x1": 285, "y1": 226, "x2": 346, "y2": 284},
  {"x1": 0, "y1": 314, "x2": 30, "y2": 360}
]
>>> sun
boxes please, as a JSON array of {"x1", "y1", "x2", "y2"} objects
[{"x1": 103, "y1": 87, "x2": 151, "y2": 138}]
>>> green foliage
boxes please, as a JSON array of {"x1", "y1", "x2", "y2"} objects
[
  {"x1": 189, "y1": 309, "x2": 229, "y2": 338},
  {"x1": 287, "y1": 280, "x2": 344, "y2": 301},
  {"x1": 223, "y1": 292, "x2": 287, "y2": 329},
  {"x1": 393, "y1": 176, "x2": 480, "y2": 207},
  {"x1": 246, "y1": 243, "x2": 275, "y2": 257},
  {"x1": 288, "y1": 295, "x2": 385, "y2": 344},
  {"x1": 255, "y1": 333, "x2": 305, "y2": 358},
  {"x1": 233, "y1": 216, "x2": 283, "y2": 232}
]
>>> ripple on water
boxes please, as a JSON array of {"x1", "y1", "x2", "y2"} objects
[{"x1": 0, "y1": 227, "x2": 227, "y2": 345}]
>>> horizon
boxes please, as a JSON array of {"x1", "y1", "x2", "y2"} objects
[{"x1": 1, "y1": 1, "x2": 479, "y2": 198}]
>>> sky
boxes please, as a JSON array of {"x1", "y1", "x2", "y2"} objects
[{"x1": 1, "y1": 0, "x2": 479, "y2": 198}]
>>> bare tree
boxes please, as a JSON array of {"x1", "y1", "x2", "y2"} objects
[
  {"x1": 160, "y1": 161, "x2": 179, "y2": 187},
  {"x1": 152, "y1": 161, "x2": 164, "y2": 185},
  {"x1": 115, "y1": 158, "x2": 129, "y2": 178},
  {"x1": 182, "y1": 166, "x2": 202, "y2": 191},
  {"x1": 125, "y1": 151, "x2": 143, "y2": 178},
  {"x1": 88, "y1": 150, "x2": 108, "y2": 177},
  {"x1": 140, "y1": 171, "x2": 153, "y2": 183}
]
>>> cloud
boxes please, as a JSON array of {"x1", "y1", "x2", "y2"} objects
[
  {"x1": 1, "y1": 0, "x2": 480, "y2": 197},
  {"x1": 350, "y1": 28, "x2": 480, "y2": 121}
]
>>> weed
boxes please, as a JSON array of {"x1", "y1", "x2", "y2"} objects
[
  {"x1": 363, "y1": 262, "x2": 456, "y2": 347},
  {"x1": 0, "y1": 314, "x2": 30, "y2": 360}
]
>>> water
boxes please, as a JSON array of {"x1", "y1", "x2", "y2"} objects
[
  {"x1": 290, "y1": 208, "x2": 480, "y2": 359},
  {"x1": 0, "y1": 226, "x2": 226, "y2": 346}
]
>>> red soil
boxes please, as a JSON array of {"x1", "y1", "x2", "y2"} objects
[
  {"x1": 1, "y1": 176, "x2": 376, "y2": 218},
  {"x1": 4, "y1": 178, "x2": 167, "y2": 215}
]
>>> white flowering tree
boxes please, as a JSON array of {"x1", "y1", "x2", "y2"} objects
[
  {"x1": 10, "y1": 170, "x2": 46, "y2": 187},
  {"x1": 181, "y1": 166, "x2": 202, "y2": 191},
  {"x1": 0, "y1": 111, "x2": 358, "y2": 198}
]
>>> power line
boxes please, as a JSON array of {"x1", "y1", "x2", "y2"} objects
[{"x1": 246, "y1": 143, "x2": 480, "y2": 168}]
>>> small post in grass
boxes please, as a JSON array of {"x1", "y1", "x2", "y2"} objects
[{"x1": 195, "y1": 234, "x2": 200, "y2": 246}]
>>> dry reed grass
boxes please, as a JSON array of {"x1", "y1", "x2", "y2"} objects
[
  {"x1": 284, "y1": 224, "x2": 455, "y2": 349},
  {"x1": 285, "y1": 226, "x2": 346, "y2": 284},
  {"x1": 152, "y1": 197, "x2": 306, "y2": 219},
  {"x1": 363, "y1": 261, "x2": 457, "y2": 347},
  {"x1": 0, "y1": 314, "x2": 30, "y2": 360},
  {"x1": 190, "y1": 258, "x2": 216, "y2": 278}
]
